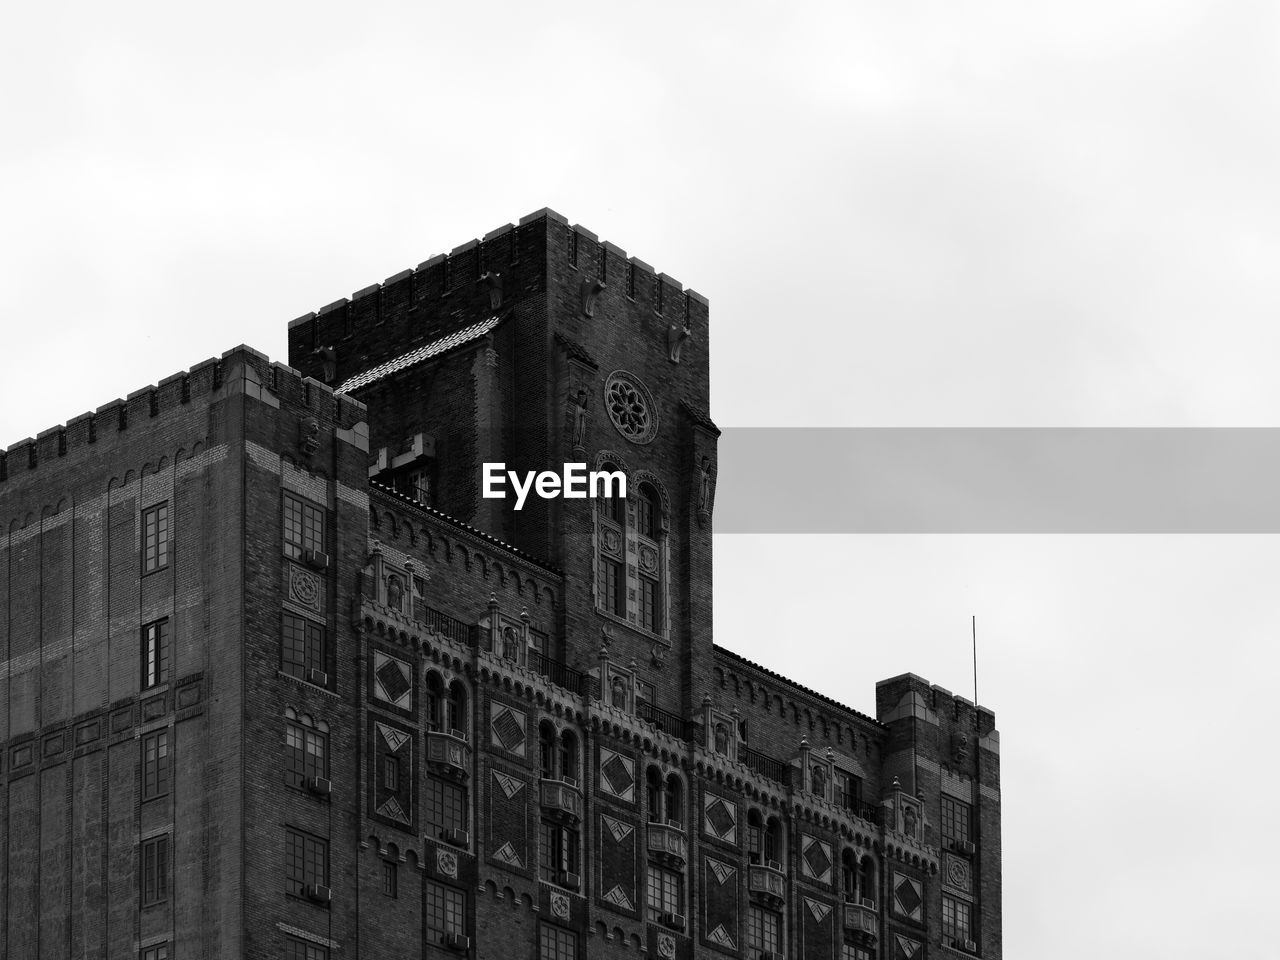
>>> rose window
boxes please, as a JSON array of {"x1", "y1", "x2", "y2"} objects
[{"x1": 604, "y1": 372, "x2": 657, "y2": 444}]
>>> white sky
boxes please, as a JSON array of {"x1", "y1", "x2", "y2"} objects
[{"x1": 4, "y1": 2, "x2": 1279, "y2": 956}]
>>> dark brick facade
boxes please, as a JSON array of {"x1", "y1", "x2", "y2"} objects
[{"x1": 1, "y1": 209, "x2": 1000, "y2": 959}]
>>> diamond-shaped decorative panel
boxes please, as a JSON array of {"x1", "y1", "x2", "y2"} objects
[
  {"x1": 704, "y1": 794, "x2": 736, "y2": 842},
  {"x1": 893, "y1": 872, "x2": 923, "y2": 921},
  {"x1": 895, "y1": 934, "x2": 923, "y2": 959},
  {"x1": 801, "y1": 835, "x2": 832, "y2": 883},
  {"x1": 805, "y1": 897, "x2": 832, "y2": 923},
  {"x1": 373, "y1": 651, "x2": 412, "y2": 708},
  {"x1": 600, "y1": 748, "x2": 635, "y2": 801},
  {"x1": 490, "y1": 703, "x2": 526, "y2": 756}
]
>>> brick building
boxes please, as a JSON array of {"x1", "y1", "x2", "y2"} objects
[{"x1": 0, "y1": 209, "x2": 1001, "y2": 960}]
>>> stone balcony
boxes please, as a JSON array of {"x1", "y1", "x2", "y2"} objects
[
  {"x1": 646, "y1": 821, "x2": 688, "y2": 868},
  {"x1": 425, "y1": 729, "x2": 471, "y2": 779},
  {"x1": 540, "y1": 778, "x2": 583, "y2": 824},
  {"x1": 843, "y1": 900, "x2": 878, "y2": 943},
  {"x1": 747, "y1": 862, "x2": 786, "y2": 907}
]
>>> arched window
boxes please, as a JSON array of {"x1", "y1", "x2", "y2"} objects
[
  {"x1": 636, "y1": 483, "x2": 662, "y2": 633},
  {"x1": 559, "y1": 731, "x2": 578, "y2": 785},
  {"x1": 764, "y1": 817, "x2": 783, "y2": 867},
  {"x1": 664, "y1": 775, "x2": 683, "y2": 827},
  {"x1": 747, "y1": 809, "x2": 764, "y2": 864},
  {"x1": 841, "y1": 849, "x2": 858, "y2": 901},
  {"x1": 425, "y1": 672, "x2": 443, "y2": 731},
  {"x1": 647, "y1": 767, "x2": 664, "y2": 823},
  {"x1": 539, "y1": 721, "x2": 557, "y2": 780},
  {"x1": 859, "y1": 856, "x2": 877, "y2": 906},
  {"x1": 597, "y1": 462, "x2": 626, "y2": 616},
  {"x1": 447, "y1": 680, "x2": 467, "y2": 736}
]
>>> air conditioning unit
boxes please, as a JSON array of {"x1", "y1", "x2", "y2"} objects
[
  {"x1": 954, "y1": 839, "x2": 976, "y2": 856},
  {"x1": 305, "y1": 668, "x2": 328, "y2": 688},
  {"x1": 660, "y1": 912, "x2": 685, "y2": 930},
  {"x1": 666, "y1": 818, "x2": 683, "y2": 829},
  {"x1": 861, "y1": 898, "x2": 876, "y2": 910},
  {"x1": 963, "y1": 940, "x2": 978, "y2": 952},
  {"x1": 304, "y1": 884, "x2": 332, "y2": 904},
  {"x1": 305, "y1": 776, "x2": 332, "y2": 797},
  {"x1": 303, "y1": 548, "x2": 329, "y2": 571},
  {"x1": 766, "y1": 860, "x2": 783, "y2": 872},
  {"x1": 450, "y1": 728, "x2": 469, "y2": 743},
  {"x1": 444, "y1": 932, "x2": 471, "y2": 951},
  {"x1": 558, "y1": 871, "x2": 580, "y2": 889},
  {"x1": 561, "y1": 775, "x2": 579, "y2": 788},
  {"x1": 441, "y1": 828, "x2": 470, "y2": 848}
]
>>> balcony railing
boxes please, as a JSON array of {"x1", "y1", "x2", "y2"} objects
[
  {"x1": 740, "y1": 746, "x2": 792, "y2": 786},
  {"x1": 646, "y1": 821, "x2": 688, "y2": 867},
  {"x1": 425, "y1": 729, "x2": 472, "y2": 779},
  {"x1": 747, "y1": 862, "x2": 787, "y2": 906},
  {"x1": 843, "y1": 900, "x2": 878, "y2": 941},
  {"x1": 420, "y1": 605, "x2": 475, "y2": 647},
  {"x1": 527, "y1": 649, "x2": 591, "y2": 696},
  {"x1": 539, "y1": 778, "x2": 584, "y2": 823},
  {"x1": 635, "y1": 700, "x2": 691, "y2": 740}
]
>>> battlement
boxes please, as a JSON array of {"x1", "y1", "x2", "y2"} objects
[
  {"x1": 285, "y1": 207, "x2": 710, "y2": 387},
  {"x1": 0, "y1": 345, "x2": 366, "y2": 489},
  {"x1": 876, "y1": 672, "x2": 997, "y2": 738}
]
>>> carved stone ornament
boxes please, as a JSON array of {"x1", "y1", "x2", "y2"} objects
[
  {"x1": 580, "y1": 277, "x2": 605, "y2": 317},
  {"x1": 479, "y1": 270, "x2": 503, "y2": 310},
  {"x1": 952, "y1": 732, "x2": 970, "y2": 765},
  {"x1": 312, "y1": 345, "x2": 337, "y2": 384},
  {"x1": 289, "y1": 567, "x2": 321, "y2": 611},
  {"x1": 667, "y1": 320, "x2": 691, "y2": 363},
  {"x1": 697, "y1": 456, "x2": 714, "y2": 521},
  {"x1": 300, "y1": 418, "x2": 320, "y2": 458},
  {"x1": 436, "y1": 847, "x2": 459, "y2": 878},
  {"x1": 600, "y1": 526, "x2": 622, "y2": 557},
  {"x1": 550, "y1": 889, "x2": 570, "y2": 920},
  {"x1": 604, "y1": 371, "x2": 658, "y2": 445},
  {"x1": 657, "y1": 933, "x2": 677, "y2": 959},
  {"x1": 638, "y1": 544, "x2": 658, "y2": 575}
]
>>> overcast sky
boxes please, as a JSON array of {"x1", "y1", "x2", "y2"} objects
[{"x1": 4, "y1": 2, "x2": 1279, "y2": 956}]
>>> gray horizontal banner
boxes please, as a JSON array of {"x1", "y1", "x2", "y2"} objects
[{"x1": 713, "y1": 428, "x2": 1280, "y2": 533}]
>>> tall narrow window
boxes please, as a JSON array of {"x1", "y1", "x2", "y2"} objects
[
  {"x1": 664, "y1": 775, "x2": 683, "y2": 827},
  {"x1": 540, "y1": 820, "x2": 579, "y2": 884},
  {"x1": 597, "y1": 462, "x2": 626, "y2": 617},
  {"x1": 140, "y1": 834, "x2": 169, "y2": 906},
  {"x1": 382, "y1": 860, "x2": 398, "y2": 898},
  {"x1": 142, "y1": 502, "x2": 170, "y2": 574},
  {"x1": 425, "y1": 880, "x2": 466, "y2": 945},
  {"x1": 141, "y1": 619, "x2": 170, "y2": 689},
  {"x1": 283, "y1": 493, "x2": 324, "y2": 560},
  {"x1": 636, "y1": 482, "x2": 662, "y2": 634},
  {"x1": 141, "y1": 731, "x2": 170, "y2": 801},
  {"x1": 841, "y1": 849, "x2": 858, "y2": 901},
  {"x1": 600, "y1": 557, "x2": 623, "y2": 616},
  {"x1": 284, "y1": 713, "x2": 329, "y2": 790},
  {"x1": 383, "y1": 756, "x2": 401, "y2": 793},
  {"x1": 942, "y1": 795, "x2": 972, "y2": 847},
  {"x1": 559, "y1": 731, "x2": 578, "y2": 784},
  {"x1": 281, "y1": 612, "x2": 326, "y2": 682},
  {"x1": 424, "y1": 776, "x2": 468, "y2": 838},
  {"x1": 540, "y1": 722, "x2": 557, "y2": 780},
  {"x1": 835, "y1": 769, "x2": 862, "y2": 812},
  {"x1": 285, "y1": 828, "x2": 328, "y2": 898},
  {"x1": 943, "y1": 894, "x2": 973, "y2": 942},
  {"x1": 646, "y1": 864, "x2": 684, "y2": 923},
  {"x1": 425, "y1": 672, "x2": 443, "y2": 731},
  {"x1": 747, "y1": 809, "x2": 764, "y2": 864},
  {"x1": 539, "y1": 923, "x2": 577, "y2": 960},
  {"x1": 747, "y1": 905, "x2": 782, "y2": 954}
]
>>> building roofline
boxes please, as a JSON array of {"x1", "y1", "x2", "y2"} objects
[
  {"x1": 369, "y1": 480, "x2": 563, "y2": 577},
  {"x1": 713, "y1": 643, "x2": 886, "y2": 730}
]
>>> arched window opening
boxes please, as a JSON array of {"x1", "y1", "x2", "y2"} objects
[
  {"x1": 539, "y1": 721, "x2": 557, "y2": 780},
  {"x1": 647, "y1": 767, "x2": 664, "y2": 823},
  {"x1": 764, "y1": 817, "x2": 783, "y2": 867},
  {"x1": 747, "y1": 810, "x2": 764, "y2": 864},
  {"x1": 425, "y1": 672, "x2": 444, "y2": 731},
  {"x1": 447, "y1": 681, "x2": 467, "y2": 737},
  {"x1": 841, "y1": 849, "x2": 858, "y2": 901},
  {"x1": 664, "y1": 775, "x2": 683, "y2": 827},
  {"x1": 859, "y1": 856, "x2": 877, "y2": 907},
  {"x1": 559, "y1": 731, "x2": 578, "y2": 785}
]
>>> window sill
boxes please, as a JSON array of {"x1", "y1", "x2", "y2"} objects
[
  {"x1": 277, "y1": 671, "x2": 338, "y2": 697},
  {"x1": 594, "y1": 608, "x2": 670, "y2": 647}
]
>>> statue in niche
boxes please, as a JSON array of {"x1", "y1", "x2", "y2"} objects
[
  {"x1": 952, "y1": 732, "x2": 970, "y2": 765},
  {"x1": 903, "y1": 804, "x2": 918, "y2": 838},
  {"x1": 386, "y1": 575, "x2": 404, "y2": 612},
  {"x1": 611, "y1": 676, "x2": 629, "y2": 709},
  {"x1": 698, "y1": 457, "x2": 714, "y2": 514},
  {"x1": 811, "y1": 764, "x2": 827, "y2": 798},
  {"x1": 300, "y1": 418, "x2": 320, "y2": 458},
  {"x1": 502, "y1": 627, "x2": 519, "y2": 661},
  {"x1": 312, "y1": 345, "x2": 337, "y2": 384},
  {"x1": 580, "y1": 277, "x2": 605, "y2": 317},
  {"x1": 571, "y1": 389, "x2": 589, "y2": 450},
  {"x1": 714, "y1": 723, "x2": 729, "y2": 756}
]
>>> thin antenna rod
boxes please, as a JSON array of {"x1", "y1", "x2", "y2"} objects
[{"x1": 972, "y1": 615, "x2": 979, "y2": 706}]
